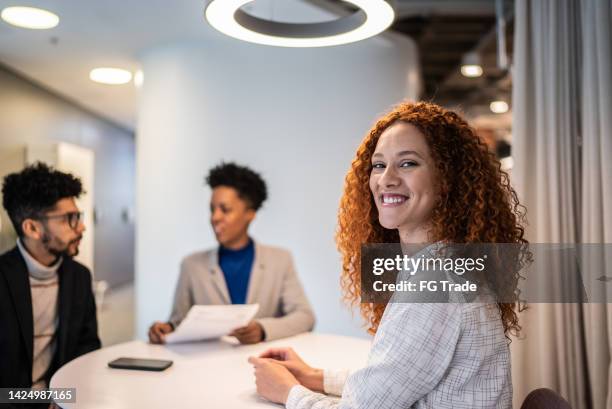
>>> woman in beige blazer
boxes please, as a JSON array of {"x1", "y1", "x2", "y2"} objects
[{"x1": 149, "y1": 163, "x2": 315, "y2": 344}]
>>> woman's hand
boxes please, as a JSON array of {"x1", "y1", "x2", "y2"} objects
[
  {"x1": 248, "y1": 356, "x2": 300, "y2": 404},
  {"x1": 258, "y1": 347, "x2": 324, "y2": 392},
  {"x1": 230, "y1": 321, "x2": 265, "y2": 344},
  {"x1": 148, "y1": 322, "x2": 173, "y2": 344}
]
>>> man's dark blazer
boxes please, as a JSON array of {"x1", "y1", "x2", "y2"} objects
[{"x1": 0, "y1": 246, "x2": 101, "y2": 388}]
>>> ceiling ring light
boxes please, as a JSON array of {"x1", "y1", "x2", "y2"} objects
[{"x1": 205, "y1": 0, "x2": 396, "y2": 48}]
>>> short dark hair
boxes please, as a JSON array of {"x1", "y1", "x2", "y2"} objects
[
  {"x1": 205, "y1": 162, "x2": 267, "y2": 210},
  {"x1": 2, "y1": 162, "x2": 83, "y2": 237}
]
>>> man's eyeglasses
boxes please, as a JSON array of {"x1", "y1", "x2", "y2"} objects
[{"x1": 39, "y1": 211, "x2": 84, "y2": 230}]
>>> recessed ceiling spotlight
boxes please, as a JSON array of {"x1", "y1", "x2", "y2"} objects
[
  {"x1": 204, "y1": 0, "x2": 395, "y2": 48},
  {"x1": 89, "y1": 68, "x2": 133, "y2": 85},
  {"x1": 1, "y1": 6, "x2": 59, "y2": 29},
  {"x1": 461, "y1": 64, "x2": 483, "y2": 77},
  {"x1": 490, "y1": 100, "x2": 509, "y2": 114},
  {"x1": 461, "y1": 51, "x2": 483, "y2": 77}
]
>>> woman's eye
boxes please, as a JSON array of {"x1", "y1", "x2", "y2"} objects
[
  {"x1": 372, "y1": 162, "x2": 385, "y2": 169},
  {"x1": 400, "y1": 161, "x2": 417, "y2": 168}
]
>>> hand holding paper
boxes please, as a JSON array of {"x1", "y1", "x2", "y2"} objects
[
  {"x1": 229, "y1": 320, "x2": 265, "y2": 344},
  {"x1": 165, "y1": 304, "x2": 259, "y2": 344}
]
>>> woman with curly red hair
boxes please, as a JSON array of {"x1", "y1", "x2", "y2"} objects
[{"x1": 248, "y1": 101, "x2": 527, "y2": 408}]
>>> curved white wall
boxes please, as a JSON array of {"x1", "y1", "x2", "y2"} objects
[{"x1": 136, "y1": 33, "x2": 420, "y2": 339}]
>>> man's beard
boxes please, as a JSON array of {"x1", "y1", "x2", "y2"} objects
[{"x1": 41, "y1": 231, "x2": 82, "y2": 259}]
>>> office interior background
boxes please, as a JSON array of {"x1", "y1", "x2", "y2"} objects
[{"x1": 0, "y1": 0, "x2": 610, "y2": 408}]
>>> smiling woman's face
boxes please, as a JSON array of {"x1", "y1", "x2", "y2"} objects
[{"x1": 369, "y1": 122, "x2": 438, "y2": 242}]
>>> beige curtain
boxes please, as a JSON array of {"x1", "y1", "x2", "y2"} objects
[
  {"x1": 580, "y1": 0, "x2": 612, "y2": 408},
  {"x1": 511, "y1": 0, "x2": 611, "y2": 408}
]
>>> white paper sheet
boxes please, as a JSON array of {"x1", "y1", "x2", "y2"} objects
[{"x1": 165, "y1": 304, "x2": 259, "y2": 344}]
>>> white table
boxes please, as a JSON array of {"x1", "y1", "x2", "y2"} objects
[{"x1": 50, "y1": 333, "x2": 371, "y2": 409}]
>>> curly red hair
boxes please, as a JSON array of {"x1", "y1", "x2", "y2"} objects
[{"x1": 336, "y1": 101, "x2": 527, "y2": 336}]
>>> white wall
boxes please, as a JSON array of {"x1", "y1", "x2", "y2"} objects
[
  {"x1": 136, "y1": 33, "x2": 420, "y2": 339},
  {"x1": 25, "y1": 142, "x2": 96, "y2": 271}
]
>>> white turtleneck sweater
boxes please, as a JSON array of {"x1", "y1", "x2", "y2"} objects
[{"x1": 16, "y1": 239, "x2": 62, "y2": 389}]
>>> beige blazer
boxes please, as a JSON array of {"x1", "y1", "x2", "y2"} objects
[{"x1": 168, "y1": 242, "x2": 315, "y2": 341}]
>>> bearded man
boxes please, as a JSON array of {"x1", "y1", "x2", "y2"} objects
[{"x1": 0, "y1": 163, "x2": 101, "y2": 391}]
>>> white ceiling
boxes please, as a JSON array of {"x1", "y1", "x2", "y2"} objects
[
  {"x1": 0, "y1": 0, "x2": 498, "y2": 131},
  {"x1": 0, "y1": 0, "x2": 339, "y2": 131}
]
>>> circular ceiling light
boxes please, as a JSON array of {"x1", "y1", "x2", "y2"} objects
[
  {"x1": 490, "y1": 100, "x2": 509, "y2": 114},
  {"x1": 89, "y1": 68, "x2": 133, "y2": 85},
  {"x1": 205, "y1": 0, "x2": 395, "y2": 48},
  {"x1": 1, "y1": 6, "x2": 59, "y2": 29}
]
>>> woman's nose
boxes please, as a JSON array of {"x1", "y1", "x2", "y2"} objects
[
  {"x1": 211, "y1": 209, "x2": 222, "y2": 222},
  {"x1": 379, "y1": 166, "x2": 400, "y2": 188}
]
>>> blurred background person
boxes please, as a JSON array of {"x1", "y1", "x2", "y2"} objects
[
  {"x1": 0, "y1": 163, "x2": 100, "y2": 390},
  {"x1": 149, "y1": 162, "x2": 315, "y2": 345}
]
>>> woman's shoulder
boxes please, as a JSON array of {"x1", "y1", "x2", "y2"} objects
[
  {"x1": 381, "y1": 301, "x2": 503, "y2": 337},
  {"x1": 181, "y1": 248, "x2": 216, "y2": 267},
  {"x1": 254, "y1": 242, "x2": 293, "y2": 259},
  {"x1": 381, "y1": 302, "x2": 464, "y2": 333},
  {"x1": 459, "y1": 302, "x2": 505, "y2": 334}
]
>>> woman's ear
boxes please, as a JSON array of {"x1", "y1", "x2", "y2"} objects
[
  {"x1": 21, "y1": 219, "x2": 43, "y2": 240},
  {"x1": 246, "y1": 208, "x2": 256, "y2": 223}
]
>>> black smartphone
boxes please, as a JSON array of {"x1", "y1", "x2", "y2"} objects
[{"x1": 108, "y1": 357, "x2": 173, "y2": 371}]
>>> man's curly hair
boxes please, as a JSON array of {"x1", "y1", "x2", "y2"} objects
[
  {"x1": 205, "y1": 162, "x2": 267, "y2": 210},
  {"x1": 336, "y1": 101, "x2": 528, "y2": 337},
  {"x1": 2, "y1": 162, "x2": 83, "y2": 237}
]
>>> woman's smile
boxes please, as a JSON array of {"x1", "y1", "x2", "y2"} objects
[{"x1": 380, "y1": 193, "x2": 409, "y2": 206}]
